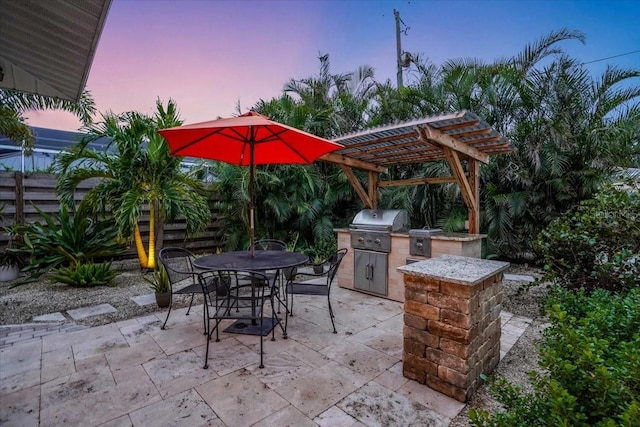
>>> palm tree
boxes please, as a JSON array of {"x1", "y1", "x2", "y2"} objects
[
  {"x1": 483, "y1": 32, "x2": 640, "y2": 257},
  {"x1": 55, "y1": 99, "x2": 211, "y2": 269},
  {"x1": 0, "y1": 89, "x2": 96, "y2": 153}
]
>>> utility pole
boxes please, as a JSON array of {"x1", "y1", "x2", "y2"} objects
[{"x1": 394, "y1": 9, "x2": 403, "y2": 88}]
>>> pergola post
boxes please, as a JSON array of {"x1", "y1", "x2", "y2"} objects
[
  {"x1": 368, "y1": 171, "x2": 378, "y2": 209},
  {"x1": 468, "y1": 159, "x2": 480, "y2": 234}
]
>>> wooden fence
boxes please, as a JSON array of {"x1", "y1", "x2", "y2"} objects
[{"x1": 0, "y1": 171, "x2": 223, "y2": 255}]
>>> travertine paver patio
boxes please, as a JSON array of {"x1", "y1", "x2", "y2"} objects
[{"x1": 0, "y1": 285, "x2": 532, "y2": 426}]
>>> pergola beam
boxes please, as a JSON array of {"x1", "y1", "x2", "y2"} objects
[
  {"x1": 418, "y1": 126, "x2": 489, "y2": 164},
  {"x1": 443, "y1": 147, "x2": 479, "y2": 233},
  {"x1": 320, "y1": 152, "x2": 387, "y2": 173},
  {"x1": 378, "y1": 176, "x2": 458, "y2": 187},
  {"x1": 339, "y1": 165, "x2": 373, "y2": 208}
]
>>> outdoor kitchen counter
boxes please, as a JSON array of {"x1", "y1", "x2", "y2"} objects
[{"x1": 334, "y1": 229, "x2": 486, "y2": 303}]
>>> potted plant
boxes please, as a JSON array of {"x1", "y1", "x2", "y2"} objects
[
  {"x1": 0, "y1": 224, "x2": 23, "y2": 282},
  {"x1": 144, "y1": 262, "x2": 172, "y2": 307},
  {"x1": 311, "y1": 253, "x2": 325, "y2": 274},
  {"x1": 0, "y1": 249, "x2": 21, "y2": 282},
  {"x1": 303, "y1": 246, "x2": 328, "y2": 274}
]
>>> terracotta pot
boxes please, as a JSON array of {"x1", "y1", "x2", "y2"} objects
[
  {"x1": 155, "y1": 292, "x2": 171, "y2": 308},
  {"x1": 0, "y1": 265, "x2": 19, "y2": 282}
]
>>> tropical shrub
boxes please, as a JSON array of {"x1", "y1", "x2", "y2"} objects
[
  {"x1": 470, "y1": 288, "x2": 640, "y2": 426},
  {"x1": 534, "y1": 184, "x2": 640, "y2": 292},
  {"x1": 15, "y1": 204, "x2": 124, "y2": 284},
  {"x1": 50, "y1": 262, "x2": 117, "y2": 287}
]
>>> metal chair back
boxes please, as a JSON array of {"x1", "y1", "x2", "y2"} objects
[{"x1": 250, "y1": 239, "x2": 287, "y2": 251}]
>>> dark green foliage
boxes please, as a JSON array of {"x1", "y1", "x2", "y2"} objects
[
  {"x1": 50, "y1": 262, "x2": 117, "y2": 287},
  {"x1": 534, "y1": 184, "x2": 640, "y2": 292},
  {"x1": 14, "y1": 204, "x2": 125, "y2": 284},
  {"x1": 470, "y1": 288, "x2": 640, "y2": 426}
]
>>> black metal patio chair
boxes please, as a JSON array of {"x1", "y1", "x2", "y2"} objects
[
  {"x1": 285, "y1": 248, "x2": 348, "y2": 334},
  {"x1": 158, "y1": 247, "x2": 216, "y2": 331},
  {"x1": 199, "y1": 269, "x2": 285, "y2": 369},
  {"x1": 247, "y1": 238, "x2": 288, "y2": 312}
]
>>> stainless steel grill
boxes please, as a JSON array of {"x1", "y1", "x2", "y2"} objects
[
  {"x1": 349, "y1": 209, "x2": 409, "y2": 296},
  {"x1": 349, "y1": 209, "x2": 409, "y2": 253}
]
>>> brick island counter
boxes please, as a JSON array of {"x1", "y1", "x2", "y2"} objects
[{"x1": 397, "y1": 254, "x2": 509, "y2": 402}]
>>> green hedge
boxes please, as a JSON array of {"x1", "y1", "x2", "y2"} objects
[
  {"x1": 470, "y1": 288, "x2": 640, "y2": 426},
  {"x1": 534, "y1": 184, "x2": 640, "y2": 293}
]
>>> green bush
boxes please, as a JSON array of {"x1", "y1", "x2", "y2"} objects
[
  {"x1": 50, "y1": 262, "x2": 117, "y2": 287},
  {"x1": 470, "y1": 288, "x2": 640, "y2": 426},
  {"x1": 534, "y1": 184, "x2": 640, "y2": 292},
  {"x1": 14, "y1": 204, "x2": 125, "y2": 284}
]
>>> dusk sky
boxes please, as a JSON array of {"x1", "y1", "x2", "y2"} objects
[{"x1": 25, "y1": 0, "x2": 640, "y2": 131}]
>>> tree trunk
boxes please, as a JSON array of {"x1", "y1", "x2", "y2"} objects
[
  {"x1": 133, "y1": 223, "x2": 149, "y2": 269},
  {"x1": 155, "y1": 199, "x2": 165, "y2": 262},
  {"x1": 148, "y1": 202, "x2": 156, "y2": 269}
]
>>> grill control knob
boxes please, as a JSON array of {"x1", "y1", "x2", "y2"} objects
[
  {"x1": 358, "y1": 237, "x2": 364, "y2": 243},
  {"x1": 417, "y1": 243, "x2": 423, "y2": 249},
  {"x1": 374, "y1": 239, "x2": 381, "y2": 244}
]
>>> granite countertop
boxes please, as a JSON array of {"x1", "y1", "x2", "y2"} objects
[
  {"x1": 430, "y1": 232, "x2": 487, "y2": 241},
  {"x1": 397, "y1": 254, "x2": 509, "y2": 285},
  {"x1": 335, "y1": 229, "x2": 487, "y2": 241}
]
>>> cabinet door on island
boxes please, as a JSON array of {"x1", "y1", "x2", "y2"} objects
[{"x1": 354, "y1": 249, "x2": 388, "y2": 296}]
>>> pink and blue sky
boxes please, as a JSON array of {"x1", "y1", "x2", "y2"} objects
[{"x1": 25, "y1": 0, "x2": 640, "y2": 131}]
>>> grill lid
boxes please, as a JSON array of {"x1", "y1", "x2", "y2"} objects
[
  {"x1": 409, "y1": 228, "x2": 443, "y2": 238},
  {"x1": 350, "y1": 209, "x2": 409, "y2": 232}
]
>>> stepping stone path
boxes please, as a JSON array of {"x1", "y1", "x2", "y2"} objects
[
  {"x1": 130, "y1": 293, "x2": 156, "y2": 306},
  {"x1": 67, "y1": 303, "x2": 117, "y2": 320},
  {"x1": 33, "y1": 312, "x2": 66, "y2": 322}
]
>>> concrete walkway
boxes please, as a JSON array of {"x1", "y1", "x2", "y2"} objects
[{"x1": 1, "y1": 283, "x2": 533, "y2": 426}]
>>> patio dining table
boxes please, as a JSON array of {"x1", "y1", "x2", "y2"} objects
[
  {"x1": 194, "y1": 250, "x2": 308, "y2": 272},
  {"x1": 194, "y1": 250, "x2": 308, "y2": 335}
]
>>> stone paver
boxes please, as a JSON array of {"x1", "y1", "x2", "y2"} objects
[
  {"x1": 0, "y1": 286, "x2": 533, "y2": 426},
  {"x1": 67, "y1": 303, "x2": 117, "y2": 320},
  {"x1": 130, "y1": 293, "x2": 156, "y2": 306},
  {"x1": 0, "y1": 323, "x2": 88, "y2": 350},
  {"x1": 33, "y1": 312, "x2": 66, "y2": 322}
]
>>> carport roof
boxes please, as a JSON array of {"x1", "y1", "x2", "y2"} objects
[
  {"x1": 0, "y1": 0, "x2": 111, "y2": 102},
  {"x1": 324, "y1": 110, "x2": 512, "y2": 171}
]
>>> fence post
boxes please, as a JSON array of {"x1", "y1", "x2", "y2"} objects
[{"x1": 14, "y1": 171, "x2": 24, "y2": 226}]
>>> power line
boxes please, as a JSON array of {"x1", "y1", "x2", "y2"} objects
[{"x1": 582, "y1": 49, "x2": 640, "y2": 65}]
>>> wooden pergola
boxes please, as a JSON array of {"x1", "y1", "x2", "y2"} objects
[{"x1": 319, "y1": 111, "x2": 513, "y2": 234}]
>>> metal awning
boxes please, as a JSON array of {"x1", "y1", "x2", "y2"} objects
[
  {"x1": 325, "y1": 110, "x2": 512, "y2": 170},
  {"x1": 321, "y1": 111, "x2": 513, "y2": 234},
  {"x1": 0, "y1": 0, "x2": 112, "y2": 102}
]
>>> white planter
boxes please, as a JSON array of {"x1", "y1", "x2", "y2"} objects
[{"x1": 0, "y1": 264, "x2": 19, "y2": 282}]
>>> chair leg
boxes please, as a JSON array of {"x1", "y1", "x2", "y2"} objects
[
  {"x1": 203, "y1": 317, "x2": 210, "y2": 369},
  {"x1": 288, "y1": 292, "x2": 295, "y2": 316},
  {"x1": 161, "y1": 304, "x2": 173, "y2": 330},
  {"x1": 259, "y1": 316, "x2": 264, "y2": 369},
  {"x1": 327, "y1": 296, "x2": 337, "y2": 334},
  {"x1": 185, "y1": 293, "x2": 195, "y2": 315}
]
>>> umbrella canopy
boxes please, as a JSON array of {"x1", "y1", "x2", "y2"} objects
[{"x1": 158, "y1": 111, "x2": 344, "y2": 256}]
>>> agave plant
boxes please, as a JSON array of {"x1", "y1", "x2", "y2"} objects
[{"x1": 15, "y1": 203, "x2": 124, "y2": 284}]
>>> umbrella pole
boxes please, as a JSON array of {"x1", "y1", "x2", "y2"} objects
[{"x1": 249, "y1": 139, "x2": 255, "y2": 258}]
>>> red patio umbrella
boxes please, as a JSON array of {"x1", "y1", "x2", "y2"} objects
[{"x1": 158, "y1": 111, "x2": 344, "y2": 257}]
